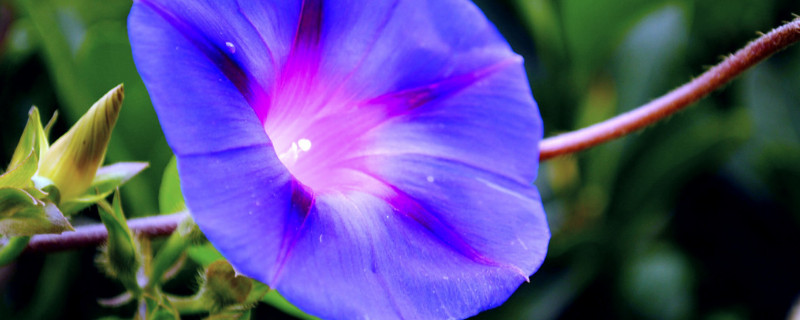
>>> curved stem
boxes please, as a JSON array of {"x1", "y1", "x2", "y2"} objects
[
  {"x1": 18, "y1": 18, "x2": 800, "y2": 253},
  {"x1": 539, "y1": 17, "x2": 800, "y2": 160},
  {"x1": 25, "y1": 212, "x2": 187, "y2": 253}
]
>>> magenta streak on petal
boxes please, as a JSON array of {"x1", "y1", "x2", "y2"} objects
[
  {"x1": 262, "y1": 1, "x2": 399, "y2": 146},
  {"x1": 343, "y1": 195, "x2": 408, "y2": 319},
  {"x1": 369, "y1": 234, "x2": 407, "y2": 320},
  {"x1": 312, "y1": 1, "x2": 401, "y2": 115},
  {"x1": 361, "y1": 56, "x2": 520, "y2": 116},
  {"x1": 271, "y1": 179, "x2": 316, "y2": 286},
  {"x1": 262, "y1": 10, "x2": 523, "y2": 197},
  {"x1": 293, "y1": 0, "x2": 323, "y2": 48},
  {"x1": 233, "y1": 1, "x2": 280, "y2": 121},
  {"x1": 333, "y1": 159, "x2": 529, "y2": 280},
  {"x1": 268, "y1": 172, "x2": 393, "y2": 287},
  {"x1": 275, "y1": 58, "x2": 520, "y2": 194},
  {"x1": 265, "y1": 0, "x2": 324, "y2": 125},
  {"x1": 387, "y1": 185, "x2": 528, "y2": 281},
  {"x1": 138, "y1": 0, "x2": 271, "y2": 121},
  {"x1": 275, "y1": 57, "x2": 522, "y2": 193},
  {"x1": 235, "y1": 0, "x2": 277, "y2": 74}
]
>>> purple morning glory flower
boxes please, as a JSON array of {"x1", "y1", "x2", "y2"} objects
[{"x1": 128, "y1": 0, "x2": 549, "y2": 319}]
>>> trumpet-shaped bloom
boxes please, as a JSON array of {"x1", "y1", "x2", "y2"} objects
[{"x1": 129, "y1": 0, "x2": 549, "y2": 318}]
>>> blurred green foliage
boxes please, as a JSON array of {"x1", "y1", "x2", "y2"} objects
[
  {"x1": 1, "y1": 0, "x2": 800, "y2": 319},
  {"x1": 1, "y1": 0, "x2": 170, "y2": 217}
]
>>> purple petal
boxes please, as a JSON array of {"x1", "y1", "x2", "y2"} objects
[
  {"x1": 355, "y1": 57, "x2": 542, "y2": 183},
  {"x1": 129, "y1": 0, "x2": 299, "y2": 154},
  {"x1": 271, "y1": 189, "x2": 546, "y2": 319},
  {"x1": 177, "y1": 144, "x2": 313, "y2": 280},
  {"x1": 129, "y1": 0, "x2": 549, "y2": 318}
]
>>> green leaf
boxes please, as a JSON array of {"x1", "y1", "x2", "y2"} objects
[
  {"x1": 261, "y1": 289, "x2": 318, "y2": 320},
  {"x1": 619, "y1": 107, "x2": 751, "y2": 212},
  {"x1": 0, "y1": 187, "x2": 73, "y2": 236},
  {"x1": 613, "y1": 5, "x2": 689, "y2": 112},
  {"x1": 159, "y1": 156, "x2": 186, "y2": 214},
  {"x1": 513, "y1": 0, "x2": 566, "y2": 61},
  {"x1": 577, "y1": 4, "x2": 690, "y2": 202},
  {"x1": 620, "y1": 244, "x2": 693, "y2": 320},
  {"x1": 187, "y1": 243, "x2": 225, "y2": 267},
  {"x1": 560, "y1": 0, "x2": 677, "y2": 87}
]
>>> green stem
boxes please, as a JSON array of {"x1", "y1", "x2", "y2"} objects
[
  {"x1": 146, "y1": 222, "x2": 190, "y2": 290},
  {"x1": 165, "y1": 294, "x2": 208, "y2": 315},
  {"x1": 539, "y1": 17, "x2": 800, "y2": 160}
]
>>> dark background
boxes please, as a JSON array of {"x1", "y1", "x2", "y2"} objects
[{"x1": 1, "y1": 0, "x2": 800, "y2": 319}]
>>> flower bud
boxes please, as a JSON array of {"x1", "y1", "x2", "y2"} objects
[
  {"x1": 201, "y1": 260, "x2": 253, "y2": 312},
  {"x1": 38, "y1": 85, "x2": 124, "y2": 200},
  {"x1": 96, "y1": 190, "x2": 142, "y2": 296}
]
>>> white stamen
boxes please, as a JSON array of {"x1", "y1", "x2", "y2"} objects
[
  {"x1": 298, "y1": 138, "x2": 312, "y2": 152},
  {"x1": 278, "y1": 139, "x2": 312, "y2": 168},
  {"x1": 278, "y1": 142, "x2": 299, "y2": 165},
  {"x1": 225, "y1": 41, "x2": 236, "y2": 53}
]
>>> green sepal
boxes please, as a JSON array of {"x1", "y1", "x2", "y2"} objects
[
  {"x1": 8, "y1": 107, "x2": 49, "y2": 171},
  {"x1": 92, "y1": 162, "x2": 150, "y2": 192},
  {"x1": 0, "y1": 149, "x2": 38, "y2": 188},
  {"x1": 0, "y1": 187, "x2": 73, "y2": 236},
  {"x1": 38, "y1": 85, "x2": 124, "y2": 200},
  {"x1": 0, "y1": 236, "x2": 31, "y2": 266},
  {"x1": 42, "y1": 110, "x2": 58, "y2": 138},
  {"x1": 60, "y1": 193, "x2": 110, "y2": 215},
  {"x1": 147, "y1": 215, "x2": 193, "y2": 290},
  {"x1": 60, "y1": 162, "x2": 148, "y2": 215},
  {"x1": 96, "y1": 190, "x2": 141, "y2": 296},
  {"x1": 139, "y1": 291, "x2": 180, "y2": 320}
]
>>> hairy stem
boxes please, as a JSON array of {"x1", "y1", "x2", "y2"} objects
[
  {"x1": 25, "y1": 213, "x2": 187, "y2": 252},
  {"x1": 17, "y1": 17, "x2": 800, "y2": 253},
  {"x1": 539, "y1": 16, "x2": 800, "y2": 160}
]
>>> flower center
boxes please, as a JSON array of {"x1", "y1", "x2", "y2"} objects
[{"x1": 277, "y1": 138, "x2": 312, "y2": 168}]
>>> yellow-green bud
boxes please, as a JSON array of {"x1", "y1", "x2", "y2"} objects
[{"x1": 37, "y1": 85, "x2": 124, "y2": 200}]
